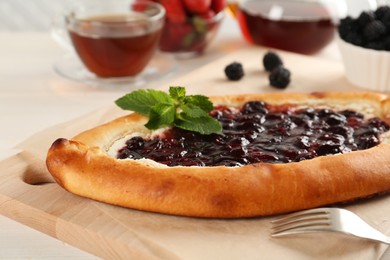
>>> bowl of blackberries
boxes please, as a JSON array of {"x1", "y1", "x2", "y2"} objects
[{"x1": 338, "y1": 6, "x2": 390, "y2": 91}]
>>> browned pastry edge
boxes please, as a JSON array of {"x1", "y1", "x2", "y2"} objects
[{"x1": 46, "y1": 92, "x2": 390, "y2": 218}]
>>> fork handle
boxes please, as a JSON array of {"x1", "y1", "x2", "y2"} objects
[
  {"x1": 350, "y1": 220, "x2": 390, "y2": 245},
  {"x1": 354, "y1": 231, "x2": 390, "y2": 245}
]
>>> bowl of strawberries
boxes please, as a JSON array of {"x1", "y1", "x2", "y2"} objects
[{"x1": 156, "y1": 0, "x2": 226, "y2": 58}]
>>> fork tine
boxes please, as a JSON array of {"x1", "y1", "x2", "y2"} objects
[
  {"x1": 270, "y1": 208, "x2": 332, "y2": 237},
  {"x1": 271, "y1": 225, "x2": 332, "y2": 237},
  {"x1": 271, "y1": 215, "x2": 330, "y2": 230},
  {"x1": 271, "y1": 218, "x2": 330, "y2": 235},
  {"x1": 271, "y1": 208, "x2": 331, "y2": 224},
  {"x1": 271, "y1": 212, "x2": 328, "y2": 227}
]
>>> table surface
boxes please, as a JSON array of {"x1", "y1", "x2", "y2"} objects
[{"x1": 1, "y1": 4, "x2": 389, "y2": 259}]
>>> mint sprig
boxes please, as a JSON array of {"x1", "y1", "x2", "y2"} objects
[{"x1": 115, "y1": 86, "x2": 222, "y2": 135}]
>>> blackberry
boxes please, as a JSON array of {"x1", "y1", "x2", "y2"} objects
[
  {"x1": 384, "y1": 36, "x2": 390, "y2": 50},
  {"x1": 344, "y1": 31, "x2": 365, "y2": 46},
  {"x1": 375, "y1": 5, "x2": 390, "y2": 20},
  {"x1": 224, "y1": 62, "x2": 244, "y2": 81},
  {"x1": 269, "y1": 67, "x2": 291, "y2": 89},
  {"x1": 263, "y1": 51, "x2": 283, "y2": 71},
  {"x1": 357, "y1": 11, "x2": 375, "y2": 27},
  {"x1": 365, "y1": 40, "x2": 385, "y2": 50},
  {"x1": 382, "y1": 12, "x2": 390, "y2": 29},
  {"x1": 363, "y1": 20, "x2": 386, "y2": 41},
  {"x1": 338, "y1": 16, "x2": 359, "y2": 40}
]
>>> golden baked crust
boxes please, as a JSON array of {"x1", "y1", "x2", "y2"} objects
[{"x1": 46, "y1": 92, "x2": 390, "y2": 218}]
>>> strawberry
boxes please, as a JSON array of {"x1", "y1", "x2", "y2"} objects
[
  {"x1": 211, "y1": 0, "x2": 226, "y2": 13},
  {"x1": 159, "y1": 0, "x2": 186, "y2": 23},
  {"x1": 183, "y1": 0, "x2": 212, "y2": 14},
  {"x1": 159, "y1": 21, "x2": 194, "y2": 51},
  {"x1": 199, "y1": 10, "x2": 216, "y2": 20},
  {"x1": 172, "y1": 23, "x2": 193, "y2": 46},
  {"x1": 133, "y1": 0, "x2": 153, "y2": 12}
]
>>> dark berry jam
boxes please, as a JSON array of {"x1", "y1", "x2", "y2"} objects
[{"x1": 117, "y1": 101, "x2": 390, "y2": 167}]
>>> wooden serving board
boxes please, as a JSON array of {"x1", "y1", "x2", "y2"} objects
[{"x1": 1, "y1": 47, "x2": 390, "y2": 260}]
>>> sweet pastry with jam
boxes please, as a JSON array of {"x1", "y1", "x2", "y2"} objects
[{"x1": 46, "y1": 92, "x2": 390, "y2": 218}]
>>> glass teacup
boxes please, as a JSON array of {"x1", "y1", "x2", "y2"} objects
[{"x1": 57, "y1": 0, "x2": 165, "y2": 78}]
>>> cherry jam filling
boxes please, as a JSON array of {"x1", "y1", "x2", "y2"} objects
[{"x1": 117, "y1": 101, "x2": 390, "y2": 167}]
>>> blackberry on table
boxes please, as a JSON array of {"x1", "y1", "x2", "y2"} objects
[
  {"x1": 263, "y1": 51, "x2": 283, "y2": 71},
  {"x1": 269, "y1": 67, "x2": 291, "y2": 89},
  {"x1": 224, "y1": 62, "x2": 244, "y2": 81}
]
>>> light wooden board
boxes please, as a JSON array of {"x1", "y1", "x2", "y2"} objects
[{"x1": 1, "y1": 47, "x2": 390, "y2": 260}]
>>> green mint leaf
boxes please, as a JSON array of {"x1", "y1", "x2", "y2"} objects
[
  {"x1": 115, "y1": 89, "x2": 173, "y2": 115},
  {"x1": 175, "y1": 113, "x2": 222, "y2": 135},
  {"x1": 180, "y1": 103, "x2": 209, "y2": 118},
  {"x1": 183, "y1": 95, "x2": 214, "y2": 112},
  {"x1": 145, "y1": 103, "x2": 175, "y2": 129},
  {"x1": 169, "y1": 86, "x2": 186, "y2": 100},
  {"x1": 115, "y1": 86, "x2": 222, "y2": 135}
]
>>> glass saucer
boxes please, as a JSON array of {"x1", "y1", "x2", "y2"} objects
[{"x1": 53, "y1": 51, "x2": 177, "y2": 89}]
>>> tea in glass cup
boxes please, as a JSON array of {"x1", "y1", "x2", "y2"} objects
[{"x1": 64, "y1": 0, "x2": 165, "y2": 78}]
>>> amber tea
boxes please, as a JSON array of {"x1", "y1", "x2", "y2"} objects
[{"x1": 68, "y1": 14, "x2": 163, "y2": 78}]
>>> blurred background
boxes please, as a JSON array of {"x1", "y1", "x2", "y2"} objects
[
  {"x1": 0, "y1": 0, "x2": 65, "y2": 31},
  {"x1": 0, "y1": 0, "x2": 389, "y2": 32}
]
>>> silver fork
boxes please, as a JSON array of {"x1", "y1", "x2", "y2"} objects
[{"x1": 270, "y1": 207, "x2": 390, "y2": 245}]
